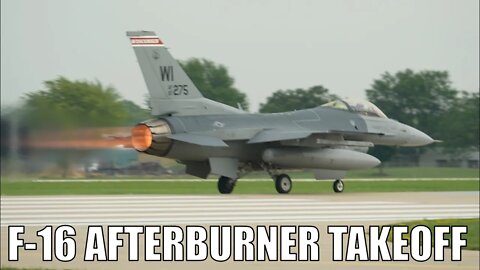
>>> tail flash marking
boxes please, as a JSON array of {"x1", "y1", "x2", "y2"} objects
[{"x1": 130, "y1": 36, "x2": 164, "y2": 47}]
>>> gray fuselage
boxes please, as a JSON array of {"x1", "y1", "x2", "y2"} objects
[{"x1": 151, "y1": 106, "x2": 431, "y2": 164}]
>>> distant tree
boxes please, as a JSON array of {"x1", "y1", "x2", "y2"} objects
[
  {"x1": 440, "y1": 92, "x2": 479, "y2": 151},
  {"x1": 120, "y1": 100, "x2": 150, "y2": 124},
  {"x1": 366, "y1": 69, "x2": 463, "y2": 165},
  {"x1": 22, "y1": 77, "x2": 128, "y2": 129},
  {"x1": 180, "y1": 58, "x2": 249, "y2": 110},
  {"x1": 20, "y1": 77, "x2": 135, "y2": 177},
  {"x1": 366, "y1": 69, "x2": 458, "y2": 139},
  {"x1": 0, "y1": 117, "x2": 10, "y2": 159},
  {"x1": 368, "y1": 145, "x2": 396, "y2": 175},
  {"x1": 259, "y1": 85, "x2": 337, "y2": 113}
]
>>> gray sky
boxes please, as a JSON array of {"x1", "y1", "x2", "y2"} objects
[{"x1": 1, "y1": 0, "x2": 478, "y2": 112}]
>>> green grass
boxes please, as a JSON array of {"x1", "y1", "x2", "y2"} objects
[
  {"x1": 2, "y1": 167, "x2": 478, "y2": 182},
  {"x1": 1, "y1": 179, "x2": 478, "y2": 195},
  {"x1": 1, "y1": 167, "x2": 478, "y2": 195},
  {"x1": 282, "y1": 167, "x2": 479, "y2": 179},
  {"x1": 387, "y1": 218, "x2": 479, "y2": 250}
]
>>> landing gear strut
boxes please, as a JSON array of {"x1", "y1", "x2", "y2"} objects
[
  {"x1": 333, "y1": 179, "x2": 344, "y2": 193},
  {"x1": 260, "y1": 162, "x2": 293, "y2": 194},
  {"x1": 274, "y1": 174, "x2": 292, "y2": 194},
  {"x1": 218, "y1": 176, "x2": 236, "y2": 194}
]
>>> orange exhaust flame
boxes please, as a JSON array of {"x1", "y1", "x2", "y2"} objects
[
  {"x1": 131, "y1": 124, "x2": 152, "y2": 151},
  {"x1": 27, "y1": 138, "x2": 133, "y2": 149},
  {"x1": 23, "y1": 127, "x2": 134, "y2": 150}
]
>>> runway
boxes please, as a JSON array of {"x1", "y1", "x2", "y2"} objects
[
  {"x1": 1, "y1": 192, "x2": 479, "y2": 225},
  {"x1": 1, "y1": 192, "x2": 479, "y2": 270},
  {"x1": 1, "y1": 193, "x2": 479, "y2": 226}
]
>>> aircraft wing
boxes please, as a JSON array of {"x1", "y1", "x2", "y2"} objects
[
  {"x1": 247, "y1": 130, "x2": 313, "y2": 144},
  {"x1": 247, "y1": 129, "x2": 391, "y2": 144},
  {"x1": 329, "y1": 130, "x2": 392, "y2": 137}
]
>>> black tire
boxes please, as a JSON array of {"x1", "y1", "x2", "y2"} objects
[
  {"x1": 333, "y1": 179, "x2": 344, "y2": 193},
  {"x1": 275, "y1": 174, "x2": 292, "y2": 194},
  {"x1": 218, "y1": 176, "x2": 236, "y2": 194}
]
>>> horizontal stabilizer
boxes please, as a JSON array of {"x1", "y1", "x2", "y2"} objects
[
  {"x1": 166, "y1": 133, "x2": 228, "y2": 147},
  {"x1": 248, "y1": 130, "x2": 312, "y2": 144}
]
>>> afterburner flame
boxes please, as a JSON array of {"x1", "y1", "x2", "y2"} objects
[
  {"x1": 22, "y1": 127, "x2": 134, "y2": 150},
  {"x1": 131, "y1": 124, "x2": 152, "y2": 151}
]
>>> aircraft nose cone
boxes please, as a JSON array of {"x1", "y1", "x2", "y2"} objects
[{"x1": 407, "y1": 127, "x2": 434, "y2": 146}]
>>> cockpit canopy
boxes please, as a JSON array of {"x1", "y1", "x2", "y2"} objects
[{"x1": 321, "y1": 98, "x2": 388, "y2": 118}]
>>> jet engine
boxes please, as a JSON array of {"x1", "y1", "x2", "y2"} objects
[{"x1": 131, "y1": 119, "x2": 173, "y2": 156}]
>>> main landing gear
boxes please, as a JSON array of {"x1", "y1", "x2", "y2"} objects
[
  {"x1": 260, "y1": 163, "x2": 293, "y2": 194},
  {"x1": 216, "y1": 163, "x2": 344, "y2": 194},
  {"x1": 274, "y1": 174, "x2": 292, "y2": 194},
  {"x1": 216, "y1": 174, "x2": 293, "y2": 194},
  {"x1": 272, "y1": 174, "x2": 343, "y2": 194},
  {"x1": 333, "y1": 179, "x2": 344, "y2": 193},
  {"x1": 217, "y1": 176, "x2": 236, "y2": 194}
]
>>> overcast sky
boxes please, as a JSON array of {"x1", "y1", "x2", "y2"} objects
[{"x1": 1, "y1": 0, "x2": 478, "y2": 112}]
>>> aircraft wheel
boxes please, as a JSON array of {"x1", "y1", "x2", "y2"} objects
[
  {"x1": 218, "y1": 176, "x2": 236, "y2": 194},
  {"x1": 275, "y1": 174, "x2": 292, "y2": 194},
  {"x1": 333, "y1": 179, "x2": 344, "y2": 193}
]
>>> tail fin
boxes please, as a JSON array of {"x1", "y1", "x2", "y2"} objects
[{"x1": 127, "y1": 31, "x2": 244, "y2": 116}]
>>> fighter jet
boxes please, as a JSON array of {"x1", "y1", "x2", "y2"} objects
[{"x1": 127, "y1": 31, "x2": 434, "y2": 194}]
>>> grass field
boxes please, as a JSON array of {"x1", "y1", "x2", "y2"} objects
[
  {"x1": 273, "y1": 167, "x2": 480, "y2": 179},
  {"x1": 1, "y1": 179, "x2": 478, "y2": 195},
  {"x1": 388, "y1": 218, "x2": 480, "y2": 251},
  {"x1": 2, "y1": 167, "x2": 479, "y2": 182},
  {"x1": 1, "y1": 167, "x2": 478, "y2": 195}
]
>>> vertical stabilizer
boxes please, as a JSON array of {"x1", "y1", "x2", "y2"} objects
[{"x1": 127, "y1": 31, "x2": 244, "y2": 116}]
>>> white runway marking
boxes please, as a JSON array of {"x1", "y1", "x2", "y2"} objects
[{"x1": 1, "y1": 195, "x2": 478, "y2": 226}]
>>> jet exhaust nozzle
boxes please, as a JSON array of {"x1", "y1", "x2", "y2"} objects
[{"x1": 131, "y1": 119, "x2": 173, "y2": 156}]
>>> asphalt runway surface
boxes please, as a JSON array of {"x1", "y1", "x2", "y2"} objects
[{"x1": 1, "y1": 191, "x2": 479, "y2": 269}]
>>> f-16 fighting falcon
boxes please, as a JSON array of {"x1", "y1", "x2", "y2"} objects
[{"x1": 127, "y1": 31, "x2": 435, "y2": 194}]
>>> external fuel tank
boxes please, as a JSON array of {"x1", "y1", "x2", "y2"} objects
[{"x1": 262, "y1": 148, "x2": 380, "y2": 170}]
